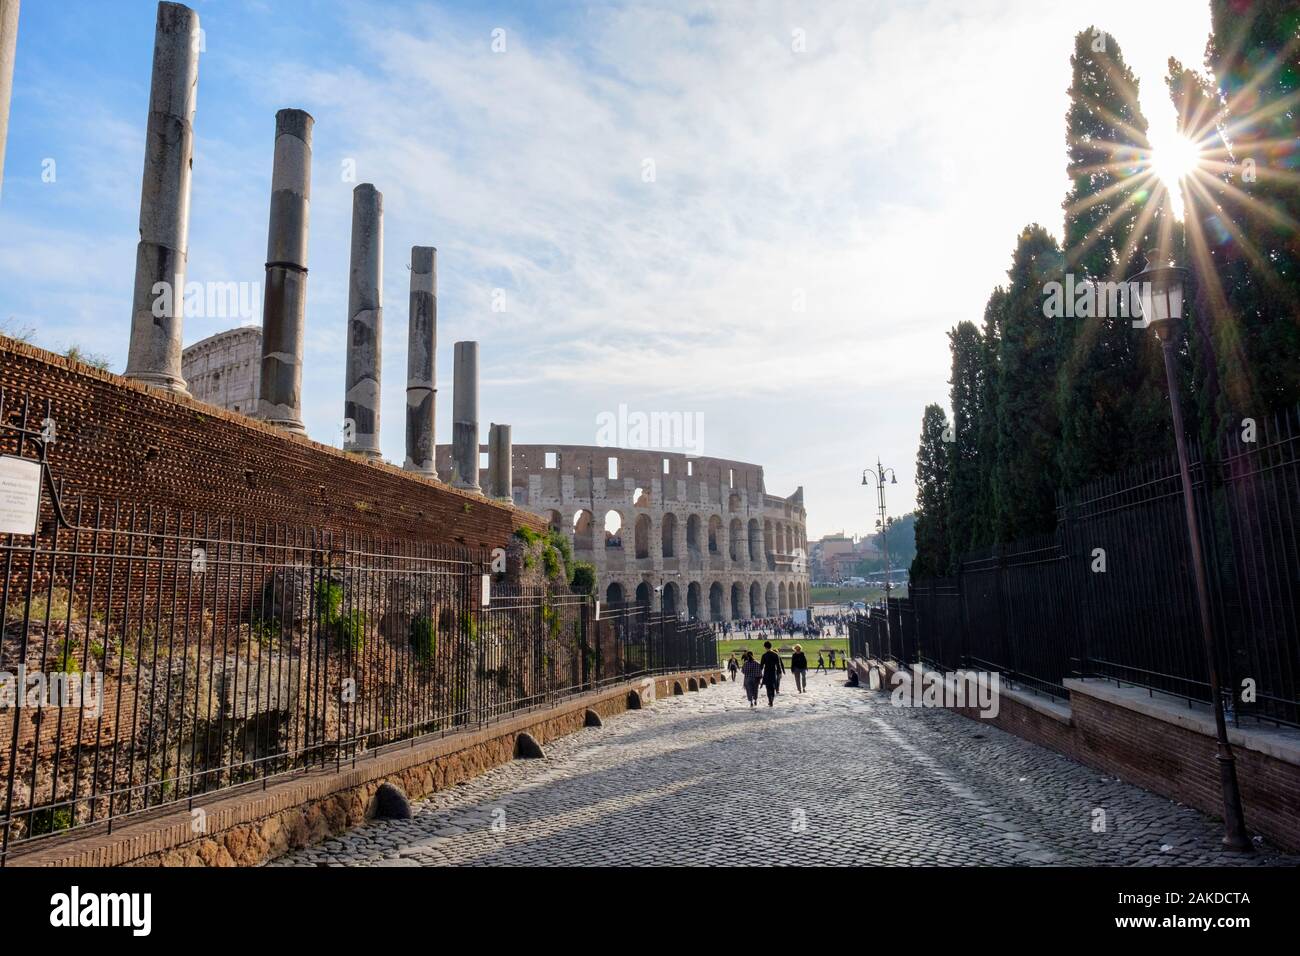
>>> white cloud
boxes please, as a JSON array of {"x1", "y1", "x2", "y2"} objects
[{"x1": 0, "y1": 0, "x2": 1212, "y2": 540}]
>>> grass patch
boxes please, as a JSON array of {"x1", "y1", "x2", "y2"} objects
[
  {"x1": 810, "y1": 585, "x2": 905, "y2": 605},
  {"x1": 716, "y1": 637, "x2": 849, "y2": 668}
]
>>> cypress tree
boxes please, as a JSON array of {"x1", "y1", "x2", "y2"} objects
[
  {"x1": 1057, "y1": 27, "x2": 1172, "y2": 491},
  {"x1": 972, "y1": 289, "x2": 1006, "y2": 548},
  {"x1": 947, "y1": 320, "x2": 985, "y2": 566},
  {"x1": 995, "y1": 225, "x2": 1064, "y2": 543},
  {"x1": 911, "y1": 403, "x2": 953, "y2": 580},
  {"x1": 1189, "y1": 4, "x2": 1300, "y2": 422}
]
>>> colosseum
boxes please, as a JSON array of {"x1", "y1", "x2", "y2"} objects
[{"x1": 436, "y1": 443, "x2": 810, "y2": 621}]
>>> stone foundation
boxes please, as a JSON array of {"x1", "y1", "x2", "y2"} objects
[{"x1": 9, "y1": 670, "x2": 721, "y2": 867}]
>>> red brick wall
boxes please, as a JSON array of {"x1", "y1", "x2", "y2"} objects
[{"x1": 0, "y1": 338, "x2": 544, "y2": 550}]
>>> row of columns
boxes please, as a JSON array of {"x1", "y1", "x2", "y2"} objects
[{"x1": 114, "y1": 3, "x2": 512, "y2": 498}]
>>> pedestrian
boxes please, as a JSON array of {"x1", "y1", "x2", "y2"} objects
[
  {"x1": 741, "y1": 651, "x2": 762, "y2": 708},
  {"x1": 815, "y1": 652, "x2": 826, "y2": 674},
  {"x1": 791, "y1": 644, "x2": 808, "y2": 693},
  {"x1": 828, "y1": 648, "x2": 837, "y2": 670},
  {"x1": 727, "y1": 653, "x2": 739, "y2": 682},
  {"x1": 759, "y1": 640, "x2": 782, "y2": 707}
]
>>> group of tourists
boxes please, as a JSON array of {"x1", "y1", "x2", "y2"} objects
[{"x1": 725, "y1": 642, "x2": 830, "y2": 708}]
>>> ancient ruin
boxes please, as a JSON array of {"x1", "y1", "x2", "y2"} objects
[
  {"x1": 124, "y1": 1, "x2": 199, "y2": 395},
  {"x1": 258, "y1": 108, "x2": 314, "y2": 435},
  {"x1": 343, "y1": 183, "x2": 384, "y2": 460},
  {"x1": 181, "y1": 326, "x2": 262, "y2": 414},
  {"x1": 436, "y1": 443, "x2": 811, "y2": 620}
]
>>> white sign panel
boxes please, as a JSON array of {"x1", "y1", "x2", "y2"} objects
[
  {"x1": 481, "y1": 574, "x2": 491, "y2": 607},
  {"x1": 0, "y1": 455, "x2": 42, "y2": 536}
]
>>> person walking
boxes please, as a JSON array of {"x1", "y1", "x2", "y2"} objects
[
  {"x1": 727, "y1": 653, "x2": 739, "y2": 682},
  {"x1": 828, "y1": 648, "x2": 837, "y2": 670},
  {"x1": 741, "y1": 651, "x2": 762, "y2": 708},
  {"x1": 790, "y1": 644, "x2": 808, "y2": 693},
  {"x1": 759, "y1": 641, "x2": 782, "y2": 707},
  {"x1": 815, "y1": 652, "x2": 826, "y2": 674}
]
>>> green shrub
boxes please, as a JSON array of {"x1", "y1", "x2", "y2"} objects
[
  {"x1": 315, "y1": 580, "x2": 343, "y2": 623},
  {"x1": 409, "y1": 614, "x2": 437, "y2": 661},
  {"x1": 541, "y1": 544, "x2": 561, "y2": 580},
  {"x1": 569, "y1": 561, "x2": 596, "y2": 596},
  {"x1": 460, "y1": 610, "x2": 478, "y2": 643},
  {"x1": 335, "y1": 608, "x2": 365, "y2": 651},
  {"x1": 513, "y1": 526, "x2": 542, "y2": 546},
  {"x1": 56, "y1": 638, "x2": 81, "y2": 675},
  {"x1": 29, "y1": 807, "x2": 73, "y2": 836}
]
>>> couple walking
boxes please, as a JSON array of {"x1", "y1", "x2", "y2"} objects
[{"x1": 740, "y1": 641, "x2": 811, "y2": 708}]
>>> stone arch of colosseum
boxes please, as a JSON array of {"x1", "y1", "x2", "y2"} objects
[{"x1": 494, "y1": 444, "x2": 810, "y2": 621}]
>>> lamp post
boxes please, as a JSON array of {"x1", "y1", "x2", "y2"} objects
[
  {"x1": 1133, "y1": 249, "x2": 1252, "y2": 851},
  {"x1": 861, "y1": 459, "x2": 898, "y2": 616}
]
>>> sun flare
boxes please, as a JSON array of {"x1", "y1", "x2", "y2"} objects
[{"x1": 1150, "y1": 133, "x2": 1205, "y2": 189}]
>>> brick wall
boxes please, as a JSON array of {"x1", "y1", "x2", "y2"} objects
[{"x1": 0, "y1": 338, "x2": 545, "y2": 549}]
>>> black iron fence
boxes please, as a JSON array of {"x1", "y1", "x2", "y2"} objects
[
  {"x1": 850, "y1": 407, "x2": 1300, "y2": 726},
  {"x1": 0, "y1": 390, "x2": 715, "y2": 863}
]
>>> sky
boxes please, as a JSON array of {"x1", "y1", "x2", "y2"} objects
[{"x1": 0, "y1": 0, "x2": 1213, "y2": 539}]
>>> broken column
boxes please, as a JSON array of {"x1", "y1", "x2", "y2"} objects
[
  {"x1": 258, "y1": 108, "x2": 313, "y2": 434},
  {"x1": 404, "y1": 246, "x2": 436, "y2": 474},
  {"x1": 450, "y1": 341, "x2": 480, "y2": 491},
  {"x1": 125, "y1": 1, "x2": 200, "y2": 395},
  {"x1": 343, "y1": 183, "x2": 383, "y2": 460},
  {"x1": 0, "y1": 0, "x2": 19, "y2": 206},
  {"x1": 488, "y1": 423, "x2": 511, "y2": 500}
]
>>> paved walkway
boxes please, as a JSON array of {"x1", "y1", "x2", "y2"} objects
[{"x1": 270, "y1": 672, "x2": 1297, "y2": 867}]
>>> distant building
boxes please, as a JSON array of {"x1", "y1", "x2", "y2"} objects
[
  {"x1": 811, "y1": 531, "x2": 884, "y2": 582},
  {"x1": 182, "y1": 327, "x2": 262, "y2": 416}
]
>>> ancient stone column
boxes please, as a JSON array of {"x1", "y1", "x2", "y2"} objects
[
  {"x1": 343, "y1": 183, "x2": 383, "y2": 460},
  {"x1": 125, "y1": 2, "x2": 200, "y2": 395},
  {"x1": 0, "y1": 0, "x2": 19, "y2": 206},
  {"x1": 450, "y1": 341, "x2": 480, "y2": 491},
  {"x1": 404, "y1": 246, "x2": 436, "y2": 474},
  {"x1": 257, "y1": 109, "x2": 313, "y2": 434},
  {"x1": 488, "y1": 422, "x2": 511, "y2": 500}
]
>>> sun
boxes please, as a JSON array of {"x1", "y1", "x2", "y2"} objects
[{"x1": 1150, "y1": 132, "x2": 1205, "y2": 189}]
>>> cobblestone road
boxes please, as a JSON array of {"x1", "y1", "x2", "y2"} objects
[{"x1": 271, "y1": 673, "x2": 1297, "y2": 867}]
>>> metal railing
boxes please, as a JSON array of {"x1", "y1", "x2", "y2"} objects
[
  {"x1": 851, "y1": 406, "x2": 1300, "y2": 724},
  {"x1": 0, "y1": 391, "x2": 716, "y2": 864}
]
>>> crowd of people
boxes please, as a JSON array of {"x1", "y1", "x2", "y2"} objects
[{"x1": 709, "y1": 613, "x2": 855, "y2": 641}]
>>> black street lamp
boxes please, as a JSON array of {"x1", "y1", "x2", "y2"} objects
[
  {"x1": 861, "y1": 459, "x2": 898, "y2": 613},
  {"x1": 1133, "y1": 249, "x2": 1252, "y2": 851}
]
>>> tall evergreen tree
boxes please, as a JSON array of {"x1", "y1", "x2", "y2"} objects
[
  {"x1": 995, "y1": 225, "x2": 1064, "y2": 543},
  {"x1": 972, "y1": 289, "x2": 1006, "y2": 547},
  {"x1": 1166, "y1": 59, "x2": 1226, "y2": 451},
  {"x1": 1177, "y1": 4, "x2": 1300, "y2": 424},
  {"x1": 1057, "y1": 27, "x2": 1172, "y2": 491},
  {"x1": 911, "y1": 404, "x2": 953, "y2": 580},
  {"x1": 946, "y1": 320, "x2": 985, "y2": 566}
]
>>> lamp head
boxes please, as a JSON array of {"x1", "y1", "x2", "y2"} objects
[{"x1": 1132, "y1": 249, "x2": 1190, "y2": 339}]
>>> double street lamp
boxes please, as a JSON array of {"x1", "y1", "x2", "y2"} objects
[
  {"x1": 1133, "y1": 249, "x2": 1252, "y2": 851},
  {"x1": 861, "y1": 459, "x2": 898, "y2": 610}
]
